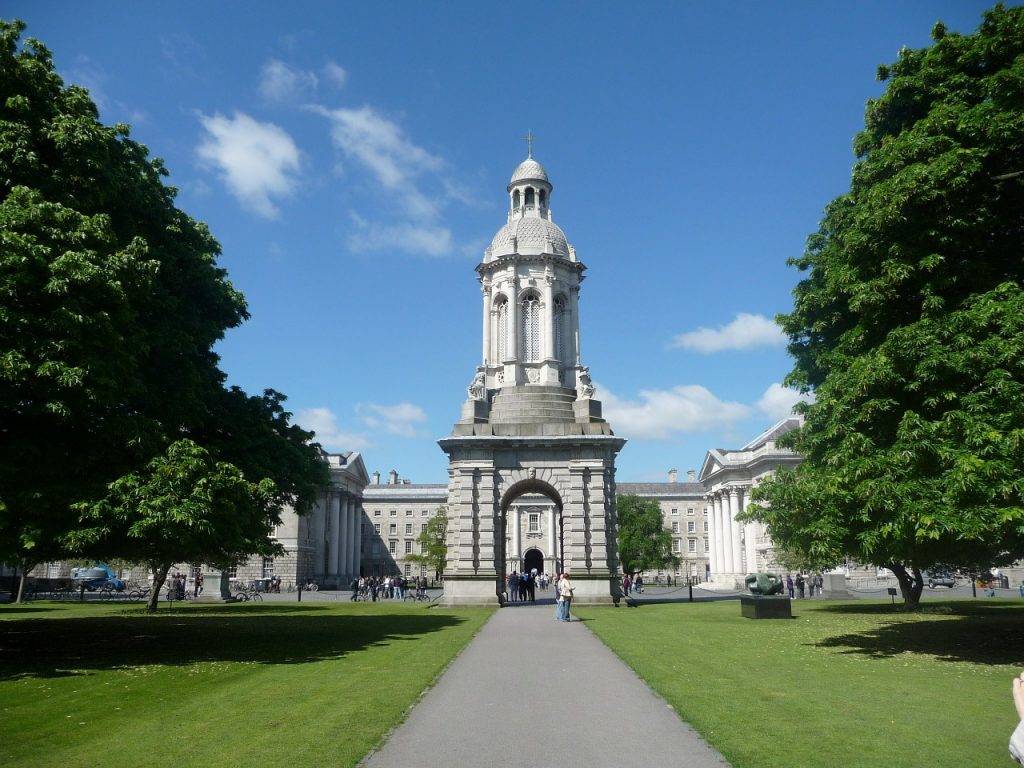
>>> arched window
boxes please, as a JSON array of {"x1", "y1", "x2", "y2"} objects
[
  {"x1": 525, "y1": 188, "x2": 535, "y2": 209},
  {"x1": 539, "y1": 189, "x2": 547, "y2": 208},
  {"x1": 521, "y1": 293, "x2": 540, "y2": 362},
  {"x1": 512, "y1": 190, "x2": 521, "y2": 210},
  {"x1": 553, "y1": 296, "x2": 567, "y2": 362},
  {"x1": 496, "y1": 297, "x2": 508, "y2": 361}
]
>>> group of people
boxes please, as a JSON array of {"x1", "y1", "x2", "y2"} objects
[
  {"x1": 785, "y1": 572, "x2": 823, "y2": 599},
  {"x1": 506, "y1": 570, "x2": 548, "y2": 602},
  {"x1": 167, "y1": 572, "x2": 192, "y2": 599},
  {"x1": 621, "y1": 573, "x2": 644, "y2": 596},
  {"x1": 350, "y1": 574, "x2": 427, "y2": 601}
]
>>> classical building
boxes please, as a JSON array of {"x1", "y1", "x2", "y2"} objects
[
  {"x1": 619, "y1": 470, "x2": 709, "y2": 582},
  {"x1": 699, "y1": 418, "x2": 802, "y2": 586},
  {"x1": 439, "y1": 152, "x2": 625, "y2": 606}
]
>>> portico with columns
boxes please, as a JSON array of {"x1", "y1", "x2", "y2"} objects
[{"x1": 699, "y1": 418, "x2": 802, "y2": 588}]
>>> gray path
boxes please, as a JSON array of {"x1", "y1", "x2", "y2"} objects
[{"x1": 360, "y1": 602, "x2": 731, "y2": 767}]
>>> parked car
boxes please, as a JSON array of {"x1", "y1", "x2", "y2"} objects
[{"x1": 925, "y1": 571, "x2": 957, "y2": 589}]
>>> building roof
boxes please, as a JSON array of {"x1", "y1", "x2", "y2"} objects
[
  {"x1": 509, "y1": 157, "x2": 550, "y2": 186},
  {"x1": 618, "y1": 482, "x2": 705, "y2": 497}
]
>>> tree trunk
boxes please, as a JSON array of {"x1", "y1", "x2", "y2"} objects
[
  {"x1": 15, "y1": 559, "x2": 36, "y2": 604},
  {"x1": 889, "y1": 563, "x2": 924, "y2": 611},
  {"x1": 146, "y1": 562, "x2": 172, "y2": 613}
]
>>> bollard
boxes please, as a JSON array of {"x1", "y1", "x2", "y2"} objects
[
  {"x1": 298, "y1": 584, "x2": 302, "y2": 602},
  {"x1": 688, "y1": 580, "x2": 693, "y2": 602}
]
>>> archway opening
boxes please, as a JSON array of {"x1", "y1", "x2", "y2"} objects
[{"x1": 499, "y1": 478, "x2": 563, "y2": 604}]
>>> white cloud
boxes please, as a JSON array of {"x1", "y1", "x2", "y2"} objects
[
  {"x1": 323, "y1": 61, "x2": 348, "y2": 88},
  {"x1": 295, "y1": 407, "x2": 371, "y2": 452},
  {"x1": 671, "y1": 313, "x2": 786, "y2": 353},
  {"x1": 756, "y1": 383, "x2": 814, "y2": 421},
  {"x1": 347, "y1": 215, "x2": 453, "y2": 257},
  {"x1": 600, "y1": 384, "x2": 751, "y2": 440},
  {"x1": 358, "y1": 402, "x2": 428, "y2": 438},
  {"x1": 196, "y1": 111, "x2": 301, "y2": 218},
  {"x1": 259, "y1": 59, "x2": 319, "y2": 103}
]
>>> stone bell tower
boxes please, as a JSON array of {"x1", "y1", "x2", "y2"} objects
[{"x1": 439, "y1": 150, "x2": 626, "y2": 606}]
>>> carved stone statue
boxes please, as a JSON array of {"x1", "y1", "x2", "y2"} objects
[
  {"x1": 577, "y1": 367, "x2": 595, "y2": 400},
  {"x1": 467, "y1": 370, "x2": 485, "y2": 401},
  {"x1": 744, "y1": 571, "x2": 784, "y2": 596}
]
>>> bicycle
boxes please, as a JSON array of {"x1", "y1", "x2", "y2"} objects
[
  {"x1": 404, "y1": 589, "x2": 430, "y2": 602},
  {"x1": 232, "y1": 585, "x2": 262, "y2": 602}
]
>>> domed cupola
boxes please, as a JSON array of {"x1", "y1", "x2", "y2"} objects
[{"x1": 507, "y1": 153, "x2": 553, "y2": 223}]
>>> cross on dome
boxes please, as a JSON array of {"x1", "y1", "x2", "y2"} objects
[{"x1": 522, "y1": 129, "x2": 536, "y2": 158}]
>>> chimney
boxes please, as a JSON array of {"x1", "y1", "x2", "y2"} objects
[
  {"x1": 687, "y1": 469, "x2": 696, "y2": 482},
  {"x1": 668, "y1": 469, "x2": 678, "y2": 483},
  {"x1": 372, "y1": 471, "x2": 380, "y2": 485},
  {"x1": 388, "y1": 469, "x2": 399, "y2": 485}
]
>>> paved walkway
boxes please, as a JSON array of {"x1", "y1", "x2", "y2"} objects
[{"x1": 360, "y1": 601, "x2": 731, "y2": 767}]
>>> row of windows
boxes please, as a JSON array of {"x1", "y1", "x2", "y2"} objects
[
  {"x1": 671, "y1": 521, "x2": 707, "y2": 534},
  {"x1": 366, "y1": 522, "x2": 428, "y2": 536},
  {"x1": 371, "y1": 509, "x2": 433, "y2": 517},
  {"x1": 670, "y1": 507, "x2": 697, "y2": 515},
  {"x1": 671, "y1": 538, "x2": 710, "y2": 554}
]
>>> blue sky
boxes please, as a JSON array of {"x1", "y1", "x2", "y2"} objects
[{"x1": 10, "y1": 1, "x2": 999, "y2": 483}]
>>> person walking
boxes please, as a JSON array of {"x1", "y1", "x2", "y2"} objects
[
  {"x1": 193, "y1": 571, "x2": 203, "y2": 598},
  {"x1": 786, "y1": 574, "x2": 794, "y2": 598},
  {"x1": 622, "y1": 574, "x2": 631, "y2": 596}
]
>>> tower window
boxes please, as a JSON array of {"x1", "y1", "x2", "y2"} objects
[
  {"x1": 525, "y1": 188, "x2": 535, "y2": 208},
  {"x1": 496, "y1": 297, "x2": 508, "y2": 361},
  {"x1": 539, "y1": 188, "x2": 546, "y2": 208},
  {"x1": 521, "y1": 293, "x2": 540, "y2": 362},
  {"x1": 512, "y1": 189, "x2": 521, "y2": 210}
]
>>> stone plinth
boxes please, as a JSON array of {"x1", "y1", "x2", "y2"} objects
[
  {"x1": 822, "y1": 571, "x2": 850, "y2": 598},
  {"x1": 740, "y1": 595, "x2": 792, "y2": 619},
  {"x1": 193, "y1": 569, "x2": 232, "y2": 603}
]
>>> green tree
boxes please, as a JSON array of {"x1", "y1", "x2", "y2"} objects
[
  {"x1": 747, "y1": 5, "x2": 1024, "y2": 611},
  {"x1": 406, "y1": 508, "x2": 447, "y2": 583},
  {"x1": 69, "y1": 440, "x2": 278, "y2": 612},
  {"x1": 616, "y1": 494, "x2": 678, "y2": 577},
  {"x1": 0, "y1": 21, "x2": 327, "y2": 600}
]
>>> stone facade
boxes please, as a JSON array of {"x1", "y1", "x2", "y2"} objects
[{"x1": 440, "y1": 154, "x2": 625, "y2": 606}]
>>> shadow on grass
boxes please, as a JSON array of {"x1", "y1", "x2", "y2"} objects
[
  {"x1": 813, "y1": 601, "x2": 1024, "y2": 665},
  {"x1": 0, "y1": 603, "x2": 473, "y2": 680}
]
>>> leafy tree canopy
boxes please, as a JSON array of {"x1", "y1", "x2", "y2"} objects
[
  {"x1": 616, "y1": 494, "x2": 678, "y2": 576},
  {"x1": 405, "y1": 509, "x2": 447, "y2": 582},
  {"x1": 0, "y1": 21, "x2": 327, "y2": 588},
  {"x1": 749, "y1": 5, "x2": 1024, "y2": 610},
  {"x1": 69, "y1": 440, "x2": 278, "y2": 611}
]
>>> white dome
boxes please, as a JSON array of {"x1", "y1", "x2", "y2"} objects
[
  {"x1": 509, "y1": 157, "x2": 550, "y2": 186},
  {"x1": 487, "y1": 216, "x2": 569, "y2": 259}
]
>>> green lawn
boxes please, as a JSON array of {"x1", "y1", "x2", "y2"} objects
[
  {"x1": 0, "y1": 600, "x2": 493, "y2": 768},
  {"x1": 575, "y1": 599, "x2": 1024, "y2": 768}
]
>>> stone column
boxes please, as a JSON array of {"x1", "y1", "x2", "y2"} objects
[
  {"x1": 741, "y1": 487, "x2": 757, "y2": 574},
  {"x1": 570, "y1": 285, "x2": 581, "y2": 365},
  {"x1": 728, "y1": 487, "x2": 743, "y2": 576},
  {"x1": 546, "y1": 507, "x2": 557, "y2": 572},
  {"x1": 714, "y1": 492, "x2": 729, "y2": 575},
  {"x1": 481, "y1": 281, "x2": 491, "y2": 366},
  {"x1": 328, "y1": 491, "x2": 340, "y2": 579},
  {"x1": 507, "y1": 279, "x2": 519, "y2": 367},
  {"x1": 511, "y1": 506, "x2": 521, "y2": 565},
  {"x1": 705, "y1": 499, "x2": 717, "y2": 577},
  {"x1": 350, "y1": 499, "x2": 361, "y2": 579},
  {"x1": 338, "y1": 491, "x2": 349, "y2": 579},
  {"x1": 542, "y1": 275, "x2": 554, "y2": 361}
]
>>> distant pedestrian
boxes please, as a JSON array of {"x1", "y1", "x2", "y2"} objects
[
  {"x1": 622, "y1": 574, "x2": 631, "y2": 596},
  {"x1": 634, "y1": 574, "x2": 643, "y2": 594},
  {"x1": 557, "y1": 572, "x2": 575, "y2": 622},
  {"x1": 796, "y1": 574, "x2": 805, "y2": 599},
  {"x1": 194, "y1": 571, "x2": 203, "y2": 598},
  {"x1": 786, "y1": 574, "x2": 794, "y2": 598}
]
